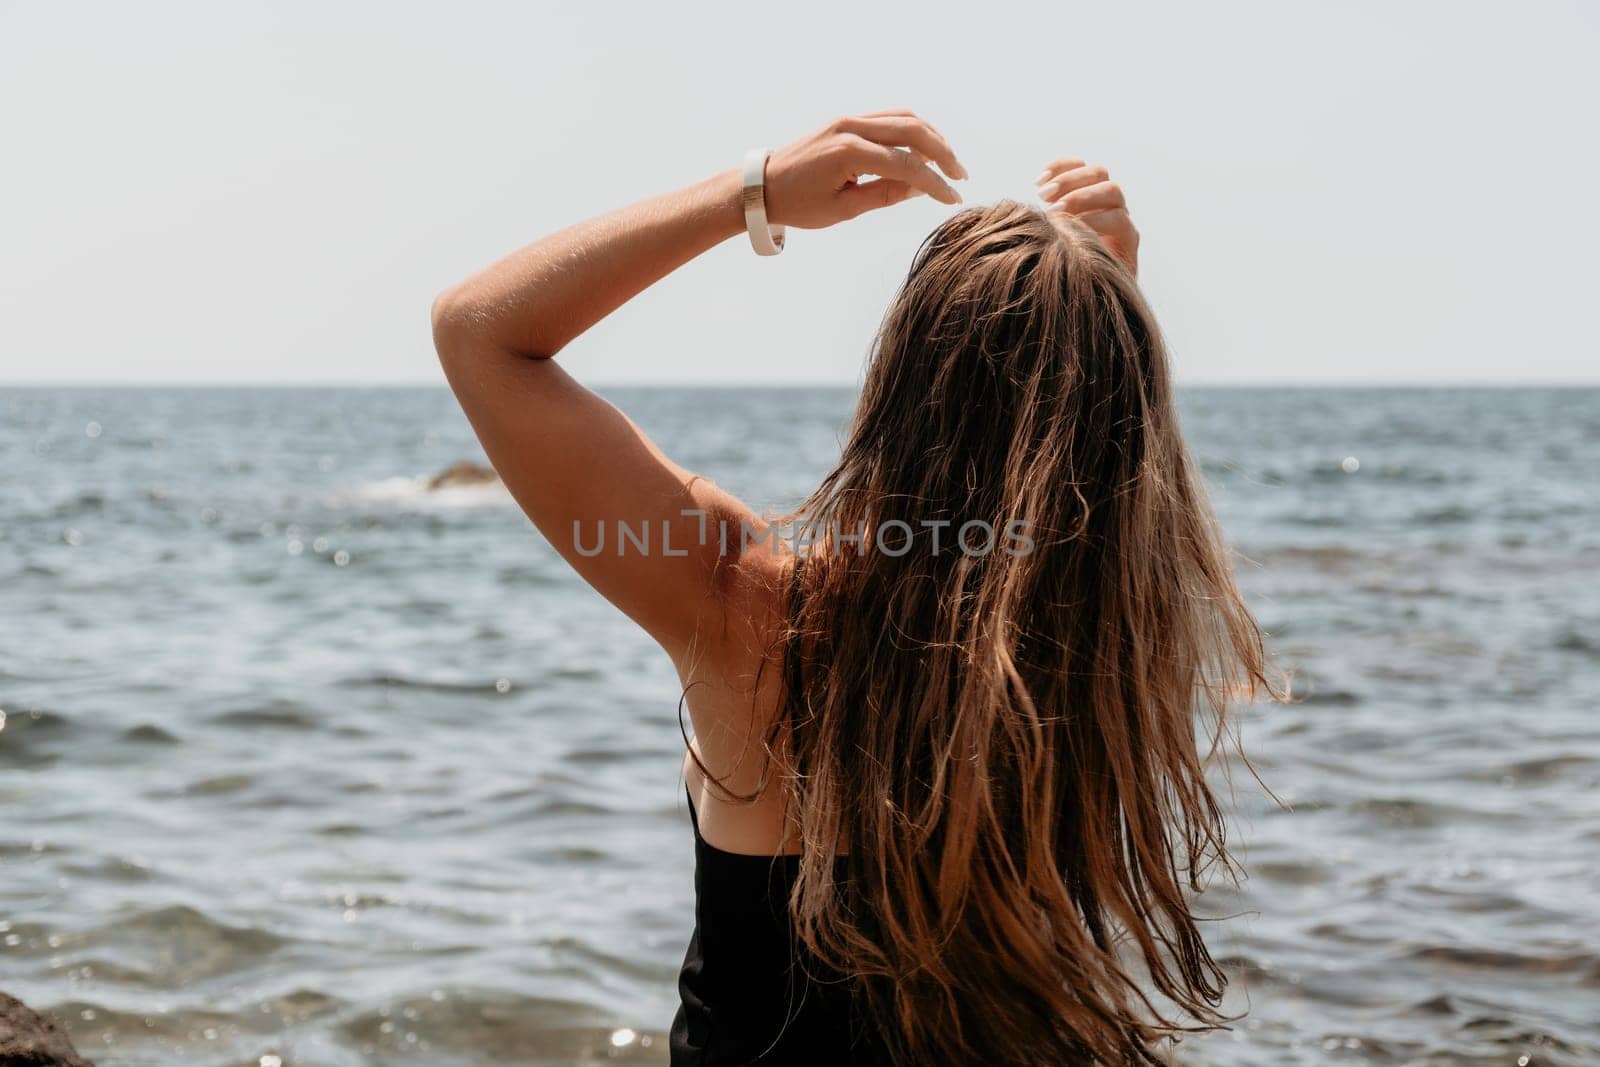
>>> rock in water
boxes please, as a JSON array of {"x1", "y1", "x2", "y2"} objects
[
  {"x1": 426, "y1": 461, "x2": 500, "y2": 491},
  {"x1": 0, "y1": 992, "x2": 95, "y2": 1066}
]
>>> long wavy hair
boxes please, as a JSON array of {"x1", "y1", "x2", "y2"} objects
[{"x1": 713, "y1": 201, "x2": 1276, "y2": 1064}]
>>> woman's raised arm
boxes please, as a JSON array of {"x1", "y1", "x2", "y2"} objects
[{"x1": 430, "y1": 112, "x2": 966, "y2": 665}]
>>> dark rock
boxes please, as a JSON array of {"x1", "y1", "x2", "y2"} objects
[
  {"x1": 0, "y1": 993, "x2": 95, "y2": 1067},
  {"x1": 426, "y1": 461, "x2": 500, "y2": 491}
]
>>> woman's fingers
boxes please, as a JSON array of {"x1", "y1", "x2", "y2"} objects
[
  {"x1": 850, "y1": 139, "x2": 963, "y2": 204},
  {"x1": 1037, "y1": 164, "x2": 1110, "y2": 204},
  {"x1": 1035, "y1": 158, "x2": 1085, "y2": 185},
  {"x1": 1053, "y1": 179, "x2": 1125, "y2": 216},
  {"x1": 840, "y1": 114, "x2": 968, "y2": 180}
]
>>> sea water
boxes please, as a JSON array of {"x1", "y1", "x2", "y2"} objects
[{"x1": 2, "y1": 386, "x2": 1597, "y2": 1065}]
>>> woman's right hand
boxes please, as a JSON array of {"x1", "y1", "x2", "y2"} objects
[
  {"x1": 762, "y1": 111, "x2": 967, "y2": 229},
  {"x1": 1036, "y1": 159, "x2": 1139, "y2": 274}
]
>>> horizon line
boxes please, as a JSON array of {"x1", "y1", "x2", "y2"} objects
[{"x1": 3, "y1": 379, "x2": 1598, "y2": 390}]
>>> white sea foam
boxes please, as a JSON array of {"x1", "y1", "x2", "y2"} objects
[{"x1": 347, "y1": 475, "x2": 513, "y2": 511}]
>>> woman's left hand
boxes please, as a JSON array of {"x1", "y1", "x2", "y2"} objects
[
  {"x1": 763, "y1": 110, "x2": 968, "y2": 230},
  {"x1": 1036, "y1": 160, "x2": 1139, "y2": 274}
]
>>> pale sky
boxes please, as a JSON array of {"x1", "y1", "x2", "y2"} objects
[{"x1": 2, "y1": 1, "x2": 1596, "y2": 385}]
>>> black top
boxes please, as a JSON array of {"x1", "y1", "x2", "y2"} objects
[{"x1": 669, "y1": 786, "x2": 888, "y2": 1065}]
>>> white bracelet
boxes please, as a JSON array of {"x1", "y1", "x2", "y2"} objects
[{"x1": 741, "y1": 147, "x2": 786, "y2": 256}]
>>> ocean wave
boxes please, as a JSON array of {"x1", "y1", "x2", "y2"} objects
[
  {"x1": 210, "y1": 702, "x2": 320, "y2": 731},
  {"x1": 0, "y1": 706, "x2": 76, "y2": 764},
  {"x1": 337, "y1": 672, "x2": 517, "y2": 695},
  {"x1": 120, "y1": 722, "x2": 181, "y2": 745},
  {"x1": 1462, "y1": 753, "x2": 1599, "y2": 785}
]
